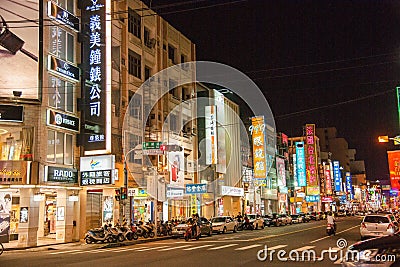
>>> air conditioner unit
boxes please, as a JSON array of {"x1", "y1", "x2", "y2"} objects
[{"x1": 148, "y1": 38, "x2": 156, "y2": 48}]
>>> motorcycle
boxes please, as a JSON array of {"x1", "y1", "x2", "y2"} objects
[
  {"x1": 143, "y1": 222, "x2": 156, "y2": 238},
  {"x1": 184, "y1": 224, "x2": 200, "y2": 241},
  {"x1": 85, "y1": 224, "x2": 114, "y2": 244},
  {"x1": 326, "y1": 223, "x2": 336, "y2": 236},
  {"x1": 119, "y1": 225, "x2": 137, "y2": 240},
  {"x1": 132, "y1": 222, "x2": 149, "y2": 238},
  {"x1": 157, "y1": 221, "x2": 173, "y2": 236}
]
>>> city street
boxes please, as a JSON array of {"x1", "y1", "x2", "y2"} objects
[{"x1": 2, "y1": 216, "x2": 362, "y2": 267}]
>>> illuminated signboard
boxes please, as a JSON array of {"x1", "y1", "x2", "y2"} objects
[
  {"x1": 250, "y1": 116, "x2": 267, "y2": 179},
  {"x1": 305, "y1": 124, "x2": 319, "y2": 195},
  {"x1": 48, "y1": 55, "x2": 80, "y2": 82},
  {"x1": 333, "y1": 161, "x2": 342, "y2": 191},
  {"x1": 80, "y1": 155, "x2": 115, "y2": 186},
  {"x1": 46, "y1": 109, "x2": 80, "y2": 132},
  {"x1": 214, "y1": 90, "x2": 226, "y2": 174},
  {"x1": 47, "y1": 1, "x2": 80, "y2": 32},
  {"x1": 345, "y1": 172, "x2": 353, "y2": 199},
  {"x1": 295, "y1": 142, "x2": 307, "y2": 186},
  {"x1": 324, "y1": 164, "x2": 332, "y2": 195},
  {"x1": 276, "y1": 157, "x2": 286, "y2": 187},
  {"x1": 205, "y1": 106, "x2": 218, "y2": 165},
  {"x1": 82, "y1": 0, "x2": 111, "y2": 155},
  {"x1": 387, "y1": 150, "x2": 400, "y2": 190}
]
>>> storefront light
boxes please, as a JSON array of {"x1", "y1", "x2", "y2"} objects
[
  {"x1": 68, "y1": 195, "x2": 79, "y2": 202},
  {"x1": 34, "y1": 193, "x2": 45, "y2": 201}
]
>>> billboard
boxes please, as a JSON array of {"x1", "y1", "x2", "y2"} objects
[
  {"x1": 305, "y1": 124, "x2": 319, "y2": 195},
  {"x1": 168, "y1": 151, "x2": 184, "y2": 188},
  {"x1": 345, "y1": 172, "x2": 353, "y2": 199},
  {"x1": 0, "y1": 1, "x2": 40, "y2": 99},
  {"x1": 333, "y1": 161, "x2": 342, "y2": 192},
  {"x1": 214, "y1": 90, "x2": 226, "y2": 173},
  {"x1": 250, "y1": 116, "x2": 267, "y2": 179},
  {"x1": 276, "y1": 157, "x2": 286, "y2": 187},
  {"x1": 295, "y1": 142, "x2": 307, "y2": 186},
  {"x1": 387, "y1": 150, "x2": 400, "y2": 190},
  {"x1": 324, "y1": 164, "x2": 332, "y2": 195},
  {"x1": 205, "y1": 106, "x2": 218, "y2": 165},
  {"x1": 81, "y1": 0, "x2": 112, "y2": 155}
]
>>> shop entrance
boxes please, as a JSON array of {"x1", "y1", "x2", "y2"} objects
[
  {"x1": 44, "y1": 195, "x2": 57, "y2": 238},
  {"x1": 86, "y1": 192, "x2": 102, "y2": 230}
]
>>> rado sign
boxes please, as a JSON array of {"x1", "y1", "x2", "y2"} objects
[
  {"x1": 48, "y1": 55, "x2": 80, "y2": 82},
  {"x1": 46, "y1": 166, "x2": 78, "y2": 183},
  {"x1": 47, "y1": 109, "x2": 80, "y2": 132}
]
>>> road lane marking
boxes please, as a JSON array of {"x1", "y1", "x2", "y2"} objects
[
  {"x1": 309, "y1": 225, "x2": 359, "y2": 243},
  {"x1": 136, "y1": 246, "x2": 169, "y2": 251},
  {"x1": 248, "y1": 225, "x2": 325, "y2": 241},
  {"x1": 159, "y1": 245, "x2": 191, "y2": 251},
  {"x1": 183, "y1": 245, "x2": 213, "y2": 250},
  {"x1": 49, "y1": 249, "x2": 81, "y2": 254},
  {"x1": 208, "y1": 244, "x2": 238, "y2": 250},
  {"x1": 235, "y1": 244, "x2": 262, "y2": 251},
  {"x1": 111, "y1": 247, "x2": 149, "y2": 252},
  {"x1": 293, "y1": 246, "x2": 315, "y2": 252},
  {"x1": 267, "y1": 245, "x2": 287, "y2": 250}
]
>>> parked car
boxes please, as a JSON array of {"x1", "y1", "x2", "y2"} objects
[
  {"x1": 343, "y1": 232, "x2": 400, "y2": 266},
  {"x1": 309, "y1": 212, "x2": 321, "y2": 221},
  {"x1": 171, "y1": 217, "x2": 212, "y2": 238},
  {"x1": 263, "y1": 215, "x2": 273, "y2": 227},
  {"x1": 299, "y1": 212, "x2": 310, "y2": 222},
  {"x1": 337, "y1": 210, "x2": 347, "y2": 217},
  {"x1": 290, "y1": 214, "x2": 303, "y2": 224},
  {"x1": 270, "y1": 213, "x2": 284, "y2": 226},
  {"x1": 360, "y1": 214, "x2": 399, "y2": 240},
  {"x1": 246, "y1": 214, "x2": 264, "y2": 229},
  {"x1": 211, "y1": 216, "x2": 238, "y2": 234},
  {"x1": 279, "y1": 214, "x2": 292, "y2": 225}
]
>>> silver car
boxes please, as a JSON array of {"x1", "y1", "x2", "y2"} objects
[
  {"x1": 360, "y1": 214, "x2": 399, "y2": 240},
  {"x1": 211, "y1": 216, "x2": 238, "y2": 233}
]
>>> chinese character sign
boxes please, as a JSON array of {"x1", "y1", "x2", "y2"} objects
[
  {"x1": 387, "y1": 151, "x2": 400, "y2": 190},
  {"x1": 295, "y1": 142, "x2": 307, "y2": 187},
  {"x1": 345, "y1": 172, "x2": 353, "y2": 199},
  {"x1": 305, "y1": 124, "x2": 319, "y2": 195},
  {"x1": 205, "y1": 106, "x2": 218, "y2": 165},
  {"x1": 250, "y1": 116, "x2": 267, "y2": 178},
  {"x1": 185, "y1": 184, "x2": 207, "y2": 194},
  {"x1": 333, "y1": 161, "x2": 342, "y2": 192},
  {"x1": 324, "y1": 165, "x2": 332, "y2": 195},
  {"x1": 82, "y1": 0, "x2": 110, "y2": 153}
]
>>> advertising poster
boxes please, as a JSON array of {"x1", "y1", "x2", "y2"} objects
[
  {"x1": 20, "y1": 207, "x2": 28, "y2": 223},
  {"x1": 168, "y1": 150, "x2": 184, "y2": 188},
  {"x1": 214, "y1": 90, "x2": 226, "y2": 174},
  {"x1": 0, "y1": 192, "x2": 12, "y2": 243},
  {"x1": 102, "y1": 196, "x2": 113, "y2": 223},
  {"x1": 387, "y1": 150, "x2": 400, "y2": 190},
  {"x1": 0, "y1": 1, "x2": 39, "y2": 100},
  {"x1": 276, "y1": 157, "x2": 286, "y2": 187}
]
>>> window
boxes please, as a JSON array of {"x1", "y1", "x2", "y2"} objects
[
  {"x1": 48, "y1": 75, "x2": 74, "y2": 112},
  {"x1": 128, "y1": 50, "x2": 141, "y2": 78},
  {"x1": 128, "y1": 133, "x2": 142, "y2": 164},
  {"x1": 47, "y1": 130, "x2": 73, "y2": 165},
  {"x1": 168, "y1": 45, "x2": 176, "y2": 64},
  {"x1": 128, "y1": 8, "x2": 141, "y2": 38},
  {"x1": 170, "y1": 114, "x2": 178, "y2": 133},
  {"x1": 144, "y1": 66, "x2": 151, "y2": 81},
  {"x1": 129, "y1": 95, "x2": 142, "y2": 119},
  {"x1": 56, "y1": 0, "x2": 74, "y2": 13},
  {"x1": 50, "y1": 26, "x2": 74, "y2": 62},
  {"x1": 144, "y1": 27, "x2": 153, "y2": 48}
]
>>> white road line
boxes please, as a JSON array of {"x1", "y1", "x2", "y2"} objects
[
  {"x1": 267, "y1": 245, "x2": 287, "y2": 250},
  {"x1": 111, "y1": 247, "x2": 148, "y2": 253},
  {"x1": 183, "y1": 245, "x2": 214, "y2": 250},
  {"x1": 136, "y1": 246, "x2": 169, "y2": 252},
  {"x1": 49, "y1": 249, "x2": 81, "y2": 255},
  {"x1": 159, "y1": 245, "x2": 191, "y2": 251},
  {"x1": 235, "y1": 244, "x2": 262, "y2": 251},
  {"x1": 293, "y1": 245, "x2": 315, "y2": 252},
  {"x1": 208, "y1": 244, "x2": 238, "y2": 250},
  {"x1": 310, "y1": 225, "x2": 360, "y2": 243}
]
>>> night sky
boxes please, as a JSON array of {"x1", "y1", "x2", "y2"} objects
[{"x1": 143, "y1": 0, "x2": 400, "y2": 181}]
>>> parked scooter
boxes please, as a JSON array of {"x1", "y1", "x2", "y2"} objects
[
  {"x1": 143, "y1": 221, "x2": 156, "y2": 238},
  {"x1": 157, "y1": 221, "x2": 173, "y2": 236},
  {"x1": 132, "y1": 222, "x2": 149, "y2": 238},
  {"x1": 85, "y1": 224, "x2": 114, "y2": 244}
]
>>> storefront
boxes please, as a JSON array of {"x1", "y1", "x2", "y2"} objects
[{"x1": 221, "y1": 186, "x2": 244, "y2": 216}]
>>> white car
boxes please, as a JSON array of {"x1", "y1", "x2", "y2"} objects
[
  {"x1": 360, "y1": 214, "x2": 399, "y2": 240},
  {"x1": 246, "y1": 214, "x2": 265, "y2": 229},
  {"x1": 211, "y1": 216, "x2": 238, "y2": 233}
]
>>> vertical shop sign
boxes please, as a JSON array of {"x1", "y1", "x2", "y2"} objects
[
  {"x1": 276, "y1": 157, "x2": 286, "y2": 187},
  {"x1": 324, "y1": 164, "x2": 332, "y2": 195},
  {"x1": 333, "y1": 161, "x2": 342, "y2": 192},
  {"x1": 387, "y1": 150, "x2": 400, "y2": 190},
  {"x1": 250, "y1": 116, "x2": 267, "y2": 179},
  {"x1": 295, "y1": 142, "x2": 307, "y2": 186},
  {"x1": 305, "y1": 124, "x2": 319, "y2": 195},
  {"x1": 345, "y1": 172, "x2": 353, "y2": 199},
  {"x1": 205, "y1": 106, "x2": 218, "y2": 165},
  {"x1": 82, "y1": 0, "x2": 111, "y2": 154}
]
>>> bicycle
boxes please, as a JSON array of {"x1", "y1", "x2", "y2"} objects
[{"x1": 0, "y1": 242, "x2": 3, "y2": 255}]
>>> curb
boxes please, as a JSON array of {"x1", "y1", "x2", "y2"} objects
[{"x1": 4, "y1": 241, "x2": 80, "y2": 251}]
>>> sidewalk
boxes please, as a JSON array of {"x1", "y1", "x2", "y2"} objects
[{"x1": 3, "y1": 235, "x2": 173, "y2": 252}]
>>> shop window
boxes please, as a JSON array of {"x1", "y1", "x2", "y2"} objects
[
  {"x1": 0, "y1": 133, "x2": 22, "y2": 160},
  {"x1": 47, "y1": 130, "x2": 73, "y2": 165},
  {"x1": 55, "y1": 0, "x2": 74, "y2": 13},
  {"x1": 50, "y1": 26, "x2": 75, "y2": 63},
  {"x1": 48, "y1": 75, "x2": 74, "y2": 112}
]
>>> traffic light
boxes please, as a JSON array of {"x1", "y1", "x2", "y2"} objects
[
  {"x1": 115, "y1": 189, "x2": 121, "y2": 201},
  {"x1": 121, "y1": 187, "x2": 127, "y2": 200}
]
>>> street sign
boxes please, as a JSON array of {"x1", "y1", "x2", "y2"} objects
[
  {"x1": 185, "y1": 183, "x2": 207, "y2": 194},
  {"x1": 143, "y1": 142, "x2": 162, "y2": 149},
  {"x1": 143, "y1": 149, "x2": 164, "y2": 155}
]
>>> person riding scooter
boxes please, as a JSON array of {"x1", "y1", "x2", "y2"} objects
[{"x1": 326, "y1": 211, "x2": 336, "y2": 235}]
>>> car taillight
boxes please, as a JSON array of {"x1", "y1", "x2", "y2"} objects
[
  {"x1": 361, "y1": 222, "x2": 366, "y2": 228},
  {"x1": 387, "y1": 223, "x2": 394, "y2": 230}
]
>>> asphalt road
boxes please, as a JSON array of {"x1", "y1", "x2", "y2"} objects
[{"x1": 1, "y1": 216, "x2": 363, "y2": 267}]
